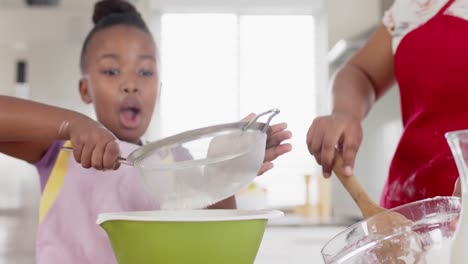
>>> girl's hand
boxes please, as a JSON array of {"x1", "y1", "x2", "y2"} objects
[
  {"x1": 64, "y1": 116, "x2": 121, "y2": 170},
  {"x1": 242, "y1": 113, "x2": 293, "y2": 176}
]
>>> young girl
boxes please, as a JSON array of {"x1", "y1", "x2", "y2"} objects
[
  {"x1": 0, "y1": 0, "x2": 292, "y2": 263},
  {"x1": 307, "y1": 0, "x2": 466, "y2": 208}
]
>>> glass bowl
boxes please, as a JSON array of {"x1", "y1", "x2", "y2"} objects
[{"x1": 322, "y1": 196, "x2": 460, "y2": 264}]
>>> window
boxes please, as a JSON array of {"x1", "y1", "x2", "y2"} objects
[
  {"x1": 150, "y1": 4, "x2": 326, "y2": 207},
  {"x1": 160, "y1": 14, "x2": 239, "y2": 132}
]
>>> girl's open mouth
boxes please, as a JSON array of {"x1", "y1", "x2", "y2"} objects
[{"x1": 119, "y1": 100, "x2": 142, "y2": 129}]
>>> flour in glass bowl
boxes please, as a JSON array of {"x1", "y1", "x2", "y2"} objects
[{"x1": 422, "y1": 238, "x2": 452, "y2": 264}]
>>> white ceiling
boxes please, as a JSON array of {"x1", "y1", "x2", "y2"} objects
[
  {"x1": 0, "y1": 0, "x2": 320, "y2": 12},
  {"x1": 0, "y1": 0, "x2": 141, "y2": 9}
]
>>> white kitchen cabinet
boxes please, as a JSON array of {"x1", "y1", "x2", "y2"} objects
[{"x1": 256, "y1": 226, "x2": 346, "y2": 264}]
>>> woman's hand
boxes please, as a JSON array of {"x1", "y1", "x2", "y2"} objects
[{"x1": 306, "y1": 112, "x2": 363, "y2": 178}]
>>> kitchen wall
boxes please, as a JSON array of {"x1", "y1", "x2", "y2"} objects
[
  {"x1": 0, "y1": 8, "x2": 89, "y2": 109},
  {"x1": 327, "y1": 0, "x2": 381, "y2": 48}
]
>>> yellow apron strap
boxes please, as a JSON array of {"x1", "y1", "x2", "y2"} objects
[
  {"x1": 39, "y1": 141, "x2": 72, "y2": 222},
  {"x1": 38, "y1": 142, "x2": 176, "y2": 222}
]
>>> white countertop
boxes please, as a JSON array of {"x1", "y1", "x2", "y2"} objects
[{"x1": 255, "y1": 226, "x2": 347, "y2": 264}]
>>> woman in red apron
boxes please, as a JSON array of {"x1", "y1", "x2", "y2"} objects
[{"x1": 307, "y1": 0, "x2": 467, "y2": 208}]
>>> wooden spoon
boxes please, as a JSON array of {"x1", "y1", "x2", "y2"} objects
[
  {"x1": 332, "y1": 154, "x2": 426, "y2": 263},
  {"x1": 332, "y1": 154, "x2": 385, "y2": 218}
]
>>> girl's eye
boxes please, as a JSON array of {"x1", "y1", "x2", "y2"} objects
[
  {"x1": 102, "y1": 68, "x2": 120, "y2": 76},
  {"x1": 139, "y1": 69, "x2": 154, "y2": 77}
]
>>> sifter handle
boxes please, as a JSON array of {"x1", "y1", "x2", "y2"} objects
[{"x1": 61, "y1": 146, "x2": 133, "y2": 166}]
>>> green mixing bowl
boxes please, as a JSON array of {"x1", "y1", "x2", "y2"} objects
[{"x1": 97, "y1": 210, "x2": 283, "y2": 264}]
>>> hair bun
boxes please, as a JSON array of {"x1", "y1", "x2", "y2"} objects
[{"x1": 92, "y1": 0, "x2": 140, "y2": 25}]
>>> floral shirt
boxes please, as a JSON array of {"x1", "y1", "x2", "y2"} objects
[{"x1": 383, "y1": 0, "x2": 468, "y2": 52}]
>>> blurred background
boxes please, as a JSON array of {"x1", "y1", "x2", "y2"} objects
[{"x1": 0, "y1": 0, "x2": 398, "y2": 263}]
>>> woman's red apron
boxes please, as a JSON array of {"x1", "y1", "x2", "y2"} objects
[{"x1": 381, "y1": 0, "x2": 468, "y2": 208}]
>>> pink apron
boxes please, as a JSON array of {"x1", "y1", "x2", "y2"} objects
[{"x1": 36, "y1": 141, "x2": 160, "y2": 263}]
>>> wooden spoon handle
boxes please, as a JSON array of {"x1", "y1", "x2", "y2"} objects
[{"x1": 332, "y1": 154, "x2": 385, "y2": 219}]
